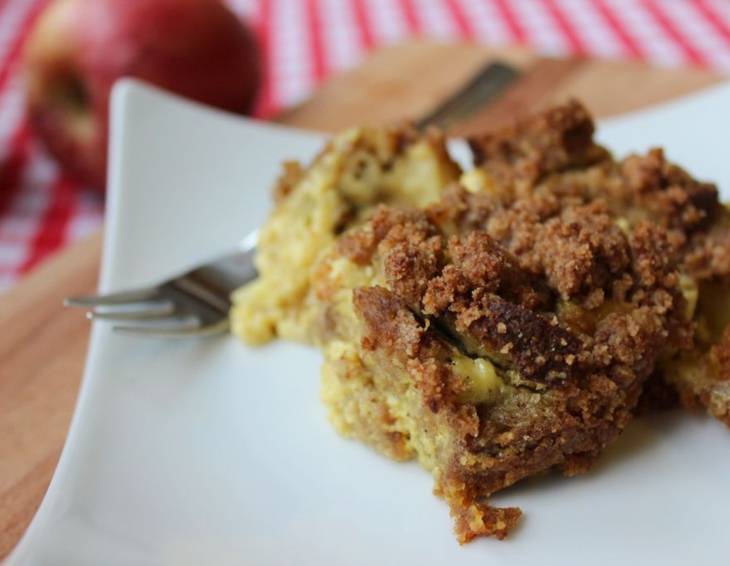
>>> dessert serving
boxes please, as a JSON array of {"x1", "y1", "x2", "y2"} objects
[{"x1": 231, "y1": 101, "x2": 730, "y2": 543}]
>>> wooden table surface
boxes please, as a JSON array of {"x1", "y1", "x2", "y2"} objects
[{"x1": 0, "y1": 41, "x2": 723, "y2": 559}]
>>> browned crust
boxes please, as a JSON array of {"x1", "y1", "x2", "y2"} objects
[
  {"x1": 620, "y1": 148, "x2": 720, "y2": 235},
  {"x1": 710, "y1": 326, "x2": 730, "y2": 383},
  {"x1": 685, "y1": 229, "x2": 730, "y2": 283},
  {"x1": 446, "y1": 291, "x2": 581, "y2": 382},
  {"x1": 468, "y1": 99, "x2": 609, "y2": 191},
  {"x1": 447, "y1": 492, "x2": 522, "y2": 542},
  {"x1": 702, "y1": 327, "x2": 730, "y2": 426},
  {"x1": 273, "y1": 160, "x2": 304, "y2": 203},
  {"x1": 670, "y1": 329, "x2": 730, "y2": 426}
]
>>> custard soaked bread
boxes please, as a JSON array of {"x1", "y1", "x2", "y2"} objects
[{"x1": 232, "y1": 101, "x2": 729, "y2": 542}]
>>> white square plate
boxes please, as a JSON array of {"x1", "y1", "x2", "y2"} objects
[{"x1": 9, "y1": 79, "x2": 730, "y2": 565}]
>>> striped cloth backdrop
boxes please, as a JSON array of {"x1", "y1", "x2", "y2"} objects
[{"x1": 0, "y1": 0, "x2": 729, "y2": 290}]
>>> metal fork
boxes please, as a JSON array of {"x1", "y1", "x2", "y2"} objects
[
  {"x1": 65, "y1": 231, "x2": 259, "y2": 337},
  {"x1": 65, "y1": 60, "x2": 519, "y2": 337}
]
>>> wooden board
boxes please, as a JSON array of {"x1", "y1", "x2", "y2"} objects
[
  {"x1": 0, "y1": 41, "x2": 723, "y2": 559},
  {"x1": 279, "y1": 42, "x2": 722, "y2": 133}
]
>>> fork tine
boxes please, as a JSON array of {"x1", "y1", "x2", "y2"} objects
[
  {"x1": 65, "y1": 287, "x2": 161, "y2": 307},
  {"x1": 87, "y1": 301, "x2": 176, "y2": 321},
  {"x1": 112, "y1": 317, "x2": 230, "y2": 338}
]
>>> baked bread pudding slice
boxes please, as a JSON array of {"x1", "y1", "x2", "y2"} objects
[{"x1": 232, "y1": 101, "x2": 729, "y2": 543}]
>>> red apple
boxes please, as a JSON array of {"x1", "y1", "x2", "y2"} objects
[{"x1": 24, "y1": 0, "x2": 260, "y2": 188}]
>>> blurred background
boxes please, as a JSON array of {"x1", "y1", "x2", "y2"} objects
[{"x1": 0, "y1": 0, "x2": 729, "y2": 292}]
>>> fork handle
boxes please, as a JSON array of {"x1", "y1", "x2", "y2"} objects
[
  {"x1": 415, "y1": 61, "x2": 519, "y2": 131},
  {"x1": 173, "y1": 247, "x2": 258, "y2": 312}
]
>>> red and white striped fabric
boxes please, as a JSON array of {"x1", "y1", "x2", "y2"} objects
[{"x1": 1, "y1": 0, "x2": 729, "y2": 291}]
